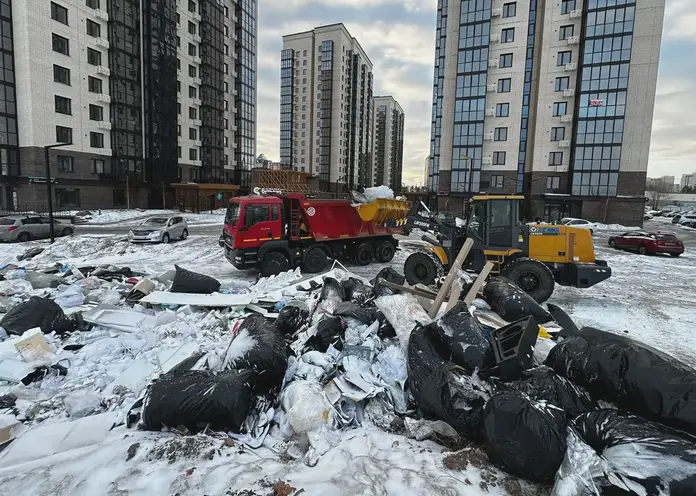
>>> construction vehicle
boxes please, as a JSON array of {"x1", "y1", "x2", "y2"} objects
[
  {"x1": 400, "y1": 195, "x2": 611, "y2": 303},
  {"x1": 222, "y1": 191, "x2": 411, "y2": 276}
]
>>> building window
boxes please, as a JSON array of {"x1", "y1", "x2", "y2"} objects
[
  {"x1": 86, "y1": 19, "x2": 101, "y2": 38},
  {"x1": 492, "y1": 151, "x2": 506, "y2": 165},
  {"x1": 491, "y1": 175, "x2": 504, "y2": 188},
  {"x1": 189, "y1": 128, "x2": 197, "y2": 140},
  {"x1": 57, "y1": 155, "x2": 73, "y2": 173},
  {"x1": 496, "y1": 103, "x2": 510, "y2": 117},
  {"x1": 561, "y1": 0, "x2": 576, "y2": 15},
  {"x1": 55, "y1": 188, "x2": 80, "y2": 208},
  {"x1": 86, "y1": 0, "x2": 100, "y2": 8},
  {"x1": 90, "y1": 132, "x2": 104, "y2": 148},
  {"x1": 89, "y1": 104, "x2": 103, "y2": 121},
  {"x1": 225, "y1": 44, "x2": 229, "y2": 55},
  {"x1": 177, "y1": 58, "x2": 181, "y2": 70},
  {"x1": 53, "y1": 65, "x2": 70, "y2": 85},
  {"x1": 177, "y1": 103, "x2": 181, "y2": 114},
  {"x1": 188, "y1": 43, "x2": 196, "y2": 57},
  {"x1": 52, "y1": 33, "x2": 69, "y2": 55},
  {"x1": 547, "y1": 176, "x2": 561, "y2": 190},
  {"x1": 91, "y1": 159, "x2": 105, "y2": 174},
  {"x1": 54, "y1": 95, "x2": 71, "y2": 115},
  {"x1": 56, "y1": 126, "x2": 72, "y2": 143},
  {"x1": 560, "y1": 25, "x2": 574, "y2": 40},
  {"x1": 177, "y1": 147, "x2": 182, "y2": 158},
  {"x1": 551, "y1": 127, "x2": 566, "y2": 141},
  {"x1": 224, "y1": 25, "x2": 228, "y2": 37},
  {"x1": 188, "y1": 65, "x2": 197, "y2": 78},
  {"x1": 500, "y1": 53, "x2": 513, "y2": 68},
  {"x1": 503, "y1": 2, "x2": 516, "y2": 17},
  {"x1": 188, "y1": 0, "x2": 195, "y2": 13},
  {"x1": 224, "y1": 100, "x2": 228, "y2": 110},
  {"x1": 189, "y1": 107, "x2": 197, "y2": 119},
  {"x1": 553, "y1": 102, "x2": 568, "y2": 116},
  {"x1": 51, "y1": 2, "x2": 68, "y2": 25},
  {"x1": 224, "y1": 63, "x2": 228, "y2": 74},
  {"x1": 189, "y1": 148, "x2": 198, "y2": 161},
  {"x1": 498, "y1": 78, "x2": 511, "y2": 93},
  {"x1": 502, "y1": 28, "x2": 515, "y2": 43},
  {"x1": 557, "y1": 51, "x2": 572, "y2": 66},
  {"x1": 549, "y1": 152, "x2": 564, "y2": 166},
  {"x1": 87, "y1": 48, "x2": 101, "y2": 66},
  {"x1": 555, "y1": 76, "x2": 570, "y2": 92},
  {"x1": 188, "y1": 86, "x2": 197, "y2": 98},
  {"x1": 494, "y1": 127, "x2": 508, "y2": 141},
  {"x1": 188, "y1": 21, "x2": 196, "y2": 35},
  {"x1": 88, "y1": 76, "x2": 102, "y2": 93},
  {"x1": 177, "y1": 125, "x2": 181, "y2": 136}
]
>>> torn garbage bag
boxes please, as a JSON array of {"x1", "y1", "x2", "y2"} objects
[
  {"x1": 307, "y1": 316, "x2": 346, "y2": 352},
  {"x1": 483, "y1": 277, "x2": 552, "y2": 324},
  {"x1": 513, "y1": 366, "x2": 594, "y2": 419},
  {"x1": 568, "y1": 409, "x2": 696, "y2": 495},
  {"x1": 275, "y1": 300, "x2": 310, "y2": 334},
  {"x1": 169, "y1": 265, "x2": 221, "y2": 294},
  {"x1": 341, "y1": 277, "x2": 374, "y2": 305},
  {"x1": 334, "y1": 302, "x2": 376, "y2": 325},
  {"x1": 407, "y1": 325, "x2": 490, "y2": 440},
  {"x1": 372, "y1": 267, "x2": 405, "y2": 297},
  {"x1": 545, "y1": 327, "x2": 696, "y2": 436},
  {"x1": 376, "y1": 293, "x2": 431, "y2": 348},
  {"x1": 223, "y1": 315, "x2": 288, "y2": 393},
  {"x1": 315, "y1": 277, "x2": 344, "y2": 317},
  {"x1": 483, "y1": 390, "x2": 567, "y2": 483},
  {"x1": 0, "y1": 296, "x2": 76, "y2": 336},
  {"x1": 141, "y1": 369, "x2": 255, "y2": 433},
  {"x1": 281, "y1": 380, "x2": 332, "y2": 434}
]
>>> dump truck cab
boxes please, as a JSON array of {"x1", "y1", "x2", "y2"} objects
[{"x1": 403, "y1": 195, "x2": 611, "y2": 302}]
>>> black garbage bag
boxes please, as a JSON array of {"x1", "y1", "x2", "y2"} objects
[
  {"x1": 170, "y1": 265, "x2": 221, "y2": 294},
  {"x1": 224, "y1": 315, "x2": 288, "y2": 393},
  {"x1": 483, "y1": 277, "x2": 552, "y2": 324},
  {"x1": 372, "y1": 267, "x2": 406, "y2": 297},
  {"x1": 21, "y1": 363, "x2": 69, "y2": 385},
  {"x1": 0, "y1": 296, "x2": 75, "y2": 336},
  {"x1": 426, "y1": 302, "x2": 492, "y2": 373},
  {"x1": 334, "y1": 301, "x2": 376, "y2": 325},
  {"x1": 315, "y1": 277, "x2": 344, "y2": 316},
  {"x1": 275, "y1": 300, "x2": 310, "y2": 335},
  {"x1": 569, "y1": 409, "x2": 696, "y2": 495},
  {"x1": 513, "y1": 366, "x2": 594, "y2": 419},
  {"x1": 141, "y1": 369, "x2": 255, "y2": 433},
  {"x1": 307, "y1": 316, "x2": 346, "y2": 352},
  {"x1": 408, "y1": 325, "x2": 490, "y2": 440},
  {"x1": 341, "y1": 277, "x2": 374, "y2": 305},
  {"x1": 375, "y1": 310, "x2": 397, "y2": 339},
  {"x1": 545, "y1": 327, "x2": 696, "y2": 436},
  {"x1": 483, "y1": 390, "x2": 567, "y2": 483},
  {"x1": 546, "y1": 302, "x2": 579, "y2": 338}
]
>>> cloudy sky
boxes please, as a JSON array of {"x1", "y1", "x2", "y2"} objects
[{"x1": 256, "y1": 0, "x2": 695, "y2": 185}]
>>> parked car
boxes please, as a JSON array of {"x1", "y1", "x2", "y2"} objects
[
  {"x1": 608, "y1": 231, "x2": 684, "y2": 257},
  {"x1": 682, "y1": 220, "x2": 696, "y2": 229},
  {"x1": 644, "y1": 213, "x2": 653, "y2": 220},
  {"x1": 672, "y1": 212, "x2": 696, "y2": 224},
  {"x1": 0, "y1": 215, "x2": 74, "y2": 242},
  {"x1": 560, "y1": 217, "x2": 597, "y2": 234},
  {"x1": 128, "y1": 216, "x2": 188, "y2": 244},
  {"x1": 678, "y1": 213, "x2": 696, "y2": 225}
]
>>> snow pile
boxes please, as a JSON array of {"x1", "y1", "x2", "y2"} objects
[
  {"x1": 85, "y1": 209, "x2": 177, "y2": 225},
  {"x1": 593, "y1": 223, "x2": 640, "y2": 232}
]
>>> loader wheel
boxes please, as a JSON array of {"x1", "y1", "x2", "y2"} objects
[
  {"x1": 260, "y1": 251, "x2": 289, "y2": 277},
  {"x1": 302, "y1": 246, "x2": 328, "y2": 273},
  {"x1": 404, "y1": 252, "x2": 441, "y2": 287},
  {"x1": 502, "y1": 258, "x2": 555, "y2": 304},
  {"x1": 355, "y1": 242, "x2": 374, "y2": 266},
  {"x1": 374, "y1": 240, "x2": 396, "y2": 263}
]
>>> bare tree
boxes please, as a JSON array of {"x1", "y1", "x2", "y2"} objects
[{"x1": 646, "y1": 181, "x2": 672, "y2": 210}]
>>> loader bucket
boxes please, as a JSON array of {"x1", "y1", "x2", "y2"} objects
[{"x1": 355, "y1": 198, "x2": 411, "y2": 224}]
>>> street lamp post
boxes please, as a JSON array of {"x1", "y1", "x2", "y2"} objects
[{"x1": 45, "y1": 142, "x2": 73, "y2": 244}]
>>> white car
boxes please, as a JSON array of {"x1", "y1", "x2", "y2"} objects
[
  {"x1": 560, "y1": 217, "x2": 597, "y2": 234},
  {"x1": 128, "y1": 216, "x2": 188, "y2": 244}
]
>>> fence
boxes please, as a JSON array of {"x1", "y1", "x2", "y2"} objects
[{"x1": 0, "y1": 204, "x2": 104, "y2": 218}]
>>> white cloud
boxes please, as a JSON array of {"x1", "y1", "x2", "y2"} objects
[{"x1": 663, "y1": 0, "x2": 696, "y2": 40}]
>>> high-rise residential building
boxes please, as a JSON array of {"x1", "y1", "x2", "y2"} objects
[
  {"x1": 680, "y1": 173, "x2": 696, "y2": 191},
  {"x1": 427, "y1": 0, "x2": 665, "y2": 225},
  {"x1": 645, "y1": 175, "x2": 675, "y2": 192},
  {"x1": 0, "y1": 0, "x2": 256, "y2": 211},
  {"x1": 372, "y1": 95, "x2": 404, "y2": 191},
  {"x1": 280, "y1": 23, "x2": 373, "y2": 192}
]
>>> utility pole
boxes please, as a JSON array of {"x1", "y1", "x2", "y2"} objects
[
  {"x1": 126, "y1": 172, "x2": 130, "y2": 209},
  {"x1": 162, "y1": 181, "x2": 166, "y2": 209},
  {"x1": 45, "y1": 141, "x2": 73, "y2": 244}
]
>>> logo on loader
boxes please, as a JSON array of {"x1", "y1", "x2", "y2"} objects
[{"x1": 306, "y1": 207, "x2": 316, "y2": 216}]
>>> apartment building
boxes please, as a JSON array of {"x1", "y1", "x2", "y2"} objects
[
  {"x1": 372, "y1": 95, "x2": 404, "y2": 191},
  {"x1": 427, "y1": 0, "x2": 665, "y2": 225},
  {"x1": 280, "y1": 23, "x2": 373, "y2": 192},
  {"x1": 0, "y1": 0, "x2": 256, "y2": 211},
  {"x1": 680, "y1": 173, "x2": 696, "y2": 191}
]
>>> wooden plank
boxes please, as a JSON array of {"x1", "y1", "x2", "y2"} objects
[
  {"x1": 463, "y1": 261, "x2": 495, "y2": 306},
  {"x1": 428, "y1": 238, "x2": 474, "y2": 318},
  {"x1": 378, "y1": 278, "x2": 438, "y2": 300},
  {"x1": 445, "y1": 278, "x2": 464, "y2": 313}
]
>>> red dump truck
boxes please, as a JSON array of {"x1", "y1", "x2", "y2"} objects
[{"x1": 222, "y1": 192, "x2": 411, "y2": 276}]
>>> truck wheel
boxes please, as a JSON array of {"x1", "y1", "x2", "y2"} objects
[
  {"x1": 375, "y1": 240, "x2": 396, "y2": 263},
  {"x1": 260, "y1": 251, "x2": 289, "y2": 277},
  {"x1": 302, "y1": 247, "x2": 328, "y2": 273},
  {"x1": 354, "y1": 243, "x2": 373, "y2": 266},
  {"x1": 404, "y1": 252, "x2": 441, "y2": 286},
  {"x1": 502, "y1": 258, "x2": 555, "y2": 303}
]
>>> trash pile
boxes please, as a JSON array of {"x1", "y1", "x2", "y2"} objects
[{"x1": 1, "y1": 252, "x2": 695, "y2": 494}]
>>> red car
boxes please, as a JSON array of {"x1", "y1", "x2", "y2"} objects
[{"x1": 608, "y1": 231, "x2": 684, "y2": 257}]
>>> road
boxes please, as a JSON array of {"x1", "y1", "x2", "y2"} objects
[{"x1": 76, "y1": 222, "x2": 223, "y2": 237}]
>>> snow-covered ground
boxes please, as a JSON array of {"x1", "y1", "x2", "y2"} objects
[
  {"x1": 1, "y1": 227, "x2": 695, "y2": 495},
  {"x1": 82, "y1": 209, "x2": 226, "y2": 228}
]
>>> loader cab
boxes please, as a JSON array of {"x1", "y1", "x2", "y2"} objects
[{"x1": 467, "y1": 195, "x2": 525, "y2": 248}]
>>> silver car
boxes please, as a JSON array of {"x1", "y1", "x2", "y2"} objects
[
  {"x1": 0, "y1": 215, "x2": 74, "y2": 242},
  {"x1": 128, "y1": 215, "x2": 189, "y2": 244}
]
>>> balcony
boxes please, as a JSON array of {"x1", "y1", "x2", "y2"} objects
[
  {"x1": 569, "y1": 9, "x2": 582, "y2": 19},
  {"x1": 490, "y1": 33, "x2": 501, "y2": 43},
  {"x1": 191, "y1": 160, "x2": 202, "y2": 167},
  {"x1": 192, "y1": 12, "x2": 201, "y2": 22},
  {"x1": 487, "y1": 83, "x2": 497, "y2": 92},
  {"x1": 567, "y1": 36, "x2": 580, "y2": 45},
  {"x1": 193, "y1": 77, "x2": 201, "y2": 85},
  {"x1": 563, "y1": 88, "x2": 575, "y2": 97},
  {"x1": 193, "y1": 34, "x2": 201, "y2": 43},
  {"x1": 491, "y1": 7, "x2": 502, "y2": 16},
  {"x1": 559, "y1": 140, "x2": 570, "y2": 148},
  {"x1": 94, "y1": 9, "x2": 108, "y2": 21},
  {"x1": 484, "y1": 132, "x2": 493, "y2": 141},
  {"x1": 96, "y1": 148, "x2": 113, "y2": 156},
  {"x1": 482, "y1": 157, "x2": 492, "y2": 166},
  {"x1": 485, "y1": 108, "x2": 496, "y2": 117},
  {"x1": 96, "y1": 65, "x2": 111, "y2": 76},
  {"x1": 192, "y1": 97, "x2": 201, "y2": 106},
  {"x1": 96, "y1": 93, "x2": 111, "y2": 103},
  {"x1": 192, "y1": 56, "x2": 201, "y2": 65},
  {"x1": 564, "y1": 62, "x2": 577, "y2": 71},
  {"x1": 98, "y1": 121, "x2": 112, "y2": 130},
  {"x1": 560, "y1": 114, "x2": 573, "y2": 123},
  {"x1": 95, "y1": 38, "x2": 109, "y2": 49},
  {"x1": 489, "y1": 59, "x2": 499, "y2": 68}
]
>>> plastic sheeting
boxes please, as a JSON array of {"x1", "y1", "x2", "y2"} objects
[
  {"x1": 375, "y1": 293, "x2": 431, "y2": 349},
  {"x1": 314, "y1": 277, "x2": 344, "y2": 318},
  {"x1": 545, "y1": 327, "x2": 696, "y2": 436},
  {"x1": 483, "y1": 277, "x2": 552, "y2": 324}
]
